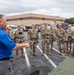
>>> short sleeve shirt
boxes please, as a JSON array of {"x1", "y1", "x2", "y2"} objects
[{"x1": 0, "y1": 28, "x2": 16, "y2": 59}]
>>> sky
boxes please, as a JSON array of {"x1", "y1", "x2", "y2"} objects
[{"x1": 0, "y1": 0, "x2": 74, "y2": 18}]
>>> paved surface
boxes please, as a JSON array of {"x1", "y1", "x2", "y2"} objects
[
  {"x1": 48, "y1": 56, "x2": 74, "y2": 75},
  {"x1": 11, "y1": 32, "x2": 65, "y2": 75}
]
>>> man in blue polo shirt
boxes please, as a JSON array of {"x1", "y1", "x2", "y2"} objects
[{"x1": 0, "y1": 14, "x2": 29, "y2": 75}]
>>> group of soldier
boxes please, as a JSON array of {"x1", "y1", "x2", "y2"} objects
[
  {"x1": 6, "y1": 23, "x2": 74, "y2": 60},
  {"x1": 28, "y1": 24, "x2": 74, "y2": 59}
]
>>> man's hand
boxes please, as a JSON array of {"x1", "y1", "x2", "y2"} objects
[{"x1": 24, "y1": 43, "x2": 29, "y2": 48}]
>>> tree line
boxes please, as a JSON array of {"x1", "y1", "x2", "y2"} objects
[{"x1": 64, "y1": 18, "x2": 74, "y2": 25}]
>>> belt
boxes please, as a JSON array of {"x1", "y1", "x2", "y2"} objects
[
  {"x1": 0, "y1": 58, "x2": 10, "y2": 61},
  {"x1": 30, "y1": 38, "x2": 37, "y2": 39}
]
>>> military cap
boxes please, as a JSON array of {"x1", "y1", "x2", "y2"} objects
[{"x1": 17, "y1": 25, "x2": 21, "y2": 27}]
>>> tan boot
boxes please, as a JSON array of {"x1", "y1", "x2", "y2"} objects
[
  {"x1": 31, "y1": 55, "x2": 33, "y2": 59},
  {"x1": 42, "y1": 50, "x2": 44, "y2": 56},
  {"x1": 64, "y1": 53, "x2": 67, "y2": 56},
  {"x1": 48, "y1": 52, "x2": 50, "y2": 55},
  {"x1": 64, "y1": 49, "x2": 67, "y2": 56},
  {"x1": 30, "y1": 52, "x2": 33, "y2": 59},
  {"x1": 16, "y1": 55, "x2": 19, "y2": 59},
  {"x1": 59, "y1": 50, "x2": 62, "y2": 55},
  {"x1": 33, "y1": 52, "x2": 37, "y2": 56},
  {"x1": 10, "y1": 58, "x2": 14, "y2": 62},
  {"x1": 71, "y1": 49, "x2": 74, "y2": 55},
  {"x1": 47, "y1": 50, "x2": 50, "y2": 55}
]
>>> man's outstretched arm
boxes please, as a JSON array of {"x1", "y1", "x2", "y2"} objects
[{"x1": 13, "y1": 43, "x2": 29, "y2": 50}]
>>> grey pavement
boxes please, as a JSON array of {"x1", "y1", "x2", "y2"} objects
[{"x1": 11, "y1": 32, "x2": 65, "y2": 75}]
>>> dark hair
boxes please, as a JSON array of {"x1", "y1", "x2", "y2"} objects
[{"x1": 0, "y1": 14, "x2": 4, "y2": 19}]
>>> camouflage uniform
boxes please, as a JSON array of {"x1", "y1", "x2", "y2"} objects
[
  {"x1": 41, "y1": 25, "x2": 50, "y2": 55},
  {"x1": 6, "y1": 27, "x2": 14, "y2": 41},
  {"x1": 28, "y1": 25, "x2": 38, "y2": 59},
  {"x1": 66, "y1": 26, "x2": 73, "y2": 52},
  {"x1": 71, "y1": 31, "x2": 74, "y2": 55},
  {"x1": 15, "y1": 26, "x2": 24, "y2": 58},
  {"x1": 49, "y1": 25, "x2": 55, "y2": 50},
  {"x1": 56, "y1": 26, "x2": 67, "y2": 55}
]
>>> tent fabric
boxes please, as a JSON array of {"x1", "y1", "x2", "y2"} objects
[{"x1": 48, "y1": 56, "x2": 74, "y2": 75}]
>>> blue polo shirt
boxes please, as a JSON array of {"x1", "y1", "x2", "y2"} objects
[{"x1": 0, "y1": 28, "x2": 16, "y2": 59}]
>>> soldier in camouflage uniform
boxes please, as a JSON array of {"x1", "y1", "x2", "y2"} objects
[
  {"x1": 71, "y1": 30, "x2": 74, "y2": 55},
  {"x1": 66, "y1": 25, "x2": 73, "y2": 52},
  {"x1": 28, "y1": 24, "x2": 39, "y2": 59},
  {"x1": 6, "y1": 27, "x2": 14, "y2": 62},
  {"x1": 49, "y1": 25, "x2": 56, "y2": 50},
  {"x1": 15, "y1": 25, "x2": 25, "y2": 59},
  {"x1": 6, "y1": 27, "x2": 14, "y2": 41},
  {"x1": 41, "y1": 24, "x2": 50, "y2": 56},
  {"x1": 56, "y1": 25, "x2": 67, "y2": 56}
]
